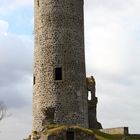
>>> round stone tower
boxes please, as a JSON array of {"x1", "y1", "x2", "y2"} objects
[{"x1": 33, "y1": 0, "x2": 88, "y2": 132}]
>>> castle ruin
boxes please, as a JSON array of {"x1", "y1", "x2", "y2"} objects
[{"x1": 31, "y1": 0, "x2": 102, "y2": 139}]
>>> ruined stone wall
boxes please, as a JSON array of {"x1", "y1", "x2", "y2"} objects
[
  {"x1": 33, "y1": 0, "x2": 88, "y2": 132},
  {"x1": 100, "y1": 127, "x2": 129, "y2": 135},
  {"x1": 86, "y1": 76, "x2": 102, "y2": 129}
]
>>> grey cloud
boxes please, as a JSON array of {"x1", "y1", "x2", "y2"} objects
[
  {"x1": 0, "y1": 0, "x2": 33, "y2": 14},
  {"x1": 0, "y1": 33, "x2": 33, "y2": 109},
  {"x1": 0, "y1": 84, "x2": 31, "y2": 108},
  {"x1": 0, "y1": 34, "x2": 33, "y2": 85},
  {"x1": 85, "y1": 0, "x2": 135, "y2": 12},
  {"x1": 94, "y1": 72, "x2": 140, "y2": 133}
]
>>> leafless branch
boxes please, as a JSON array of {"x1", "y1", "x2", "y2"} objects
[{"x1": 0, "y1": 101, "x2": 7, "y2": 121}]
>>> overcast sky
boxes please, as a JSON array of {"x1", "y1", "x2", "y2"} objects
[{"x1": 0, "y1": 0, "x2": 140, "y2": 139}]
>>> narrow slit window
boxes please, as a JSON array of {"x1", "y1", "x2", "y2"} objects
[
  {"x1": 66, "y1": 131, "x2": 74, "y2": 140},
  {"x1": 37, "y1": 0, "x2": 39, "y2": 7},
  {"x1": 55, "y1": 67, "x2": 62, "y2": 80},
  {"x1": 33, "y1": 76, "x2": 35, "y2": 85}
]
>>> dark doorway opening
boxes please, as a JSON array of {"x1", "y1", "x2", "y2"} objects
[{"x1": 66, "y1": 131, "x2": 74, "y2": 140}]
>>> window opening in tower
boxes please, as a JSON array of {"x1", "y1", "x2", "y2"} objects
[{"x1": 55, "y1": 67, "x2": 62, "y2": 80}]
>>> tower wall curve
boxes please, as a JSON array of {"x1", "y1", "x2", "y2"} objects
[{"x1": 33, "y1": 0, "x2": 88, "y2": 131}]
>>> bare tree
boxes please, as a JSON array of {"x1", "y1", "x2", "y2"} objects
[{"x1": 0, "y1": 101, "x2": 6, "y2": 121}]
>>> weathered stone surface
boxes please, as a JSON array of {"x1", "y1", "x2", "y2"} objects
[{"x1": 33, "y1": 0, "x2": 88, "y2": 132}]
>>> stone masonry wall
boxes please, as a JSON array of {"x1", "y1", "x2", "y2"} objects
[
  {"x1": 33, "y1": 0, "x2": 88, "y2": 132},
  {"x1": 100, "y1": 127, "x2": 129, "y2": 135}
]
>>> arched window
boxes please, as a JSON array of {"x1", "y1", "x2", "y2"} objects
[{"x1": 88, "y1": 91, "x2": 92, "y2": 100}]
